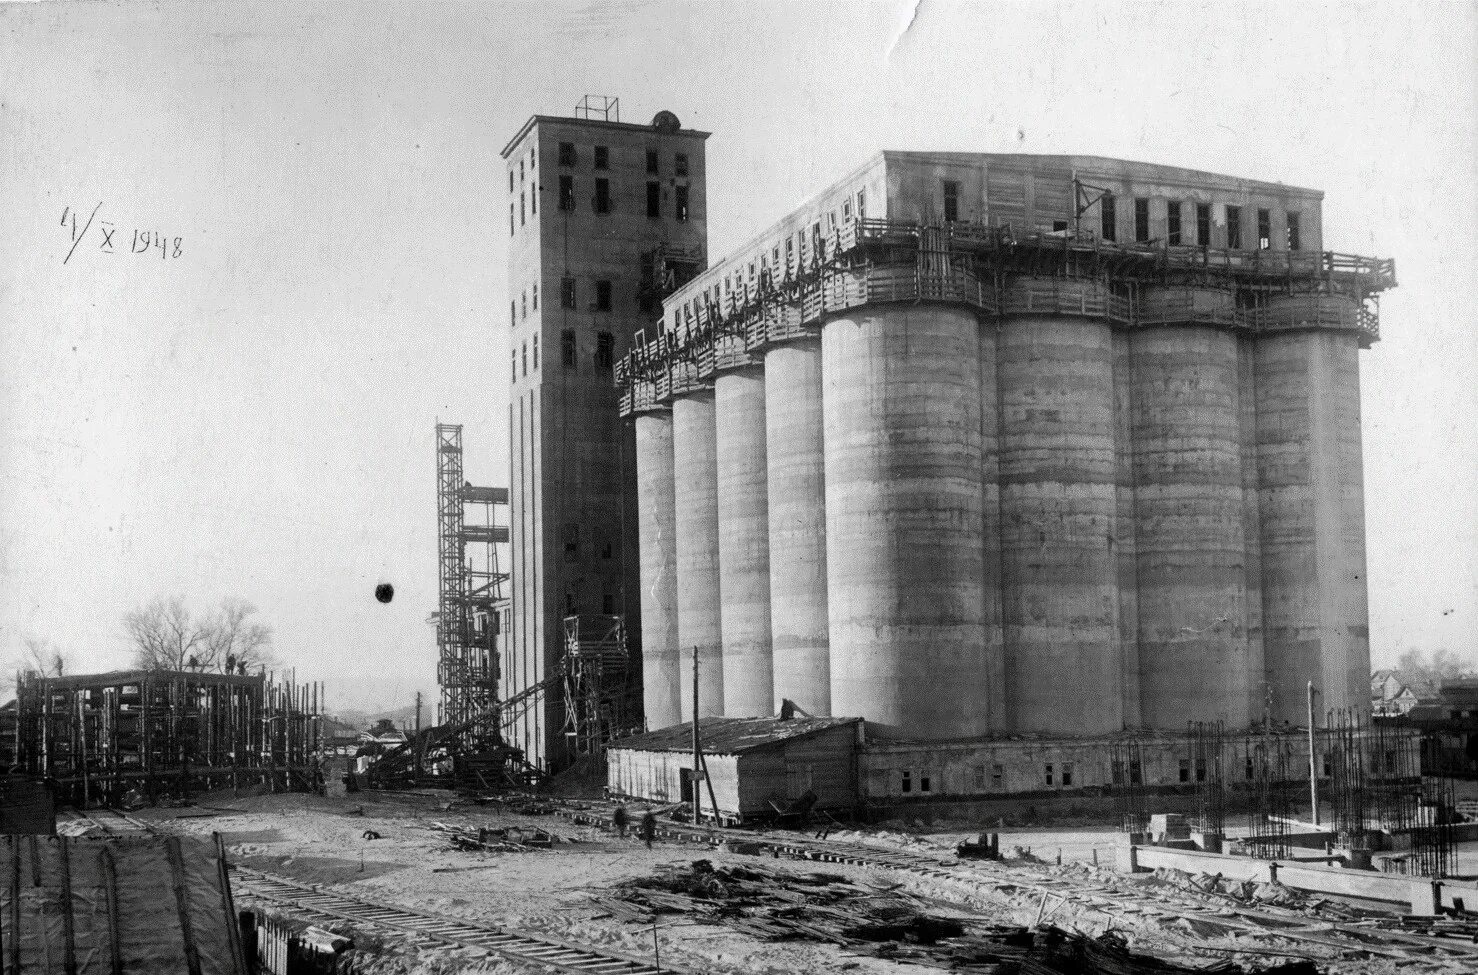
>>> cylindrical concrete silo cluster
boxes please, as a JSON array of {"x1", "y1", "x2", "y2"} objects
[{"x1": 628, "y1": 254, "x2": 1378, "y2": 738}]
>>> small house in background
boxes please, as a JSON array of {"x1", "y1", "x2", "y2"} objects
[{"x1": 606, "y1": 716, "x2": 862, "y2": 825}]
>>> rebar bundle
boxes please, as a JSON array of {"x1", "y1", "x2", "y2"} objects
[
  {"x1": 1110, "y1": 736, "x2": 1148, "y2": 833},
  {"x1": 1187, "y1": 721, "x2": 1226, "y2": 835},
  {"x1": 1244, "y1": 724, "x2": 1294, "y2": 859},
  {"x1": 1410, "y1": 752, "x2": 1459, "y2": 878},
  {"x1": 1325, "y1": 707, "x2": 1369, "y2": 841}
]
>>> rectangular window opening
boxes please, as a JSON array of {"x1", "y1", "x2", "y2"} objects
[
  {"x1": 675, "y1": 153, "x2": 688, "y2": 177},
  {"x1": 1287, "y1": 211, "x2": 1301, "y2": 250},
  {"x1": 1257, "y1": 207, "x2": 1271, "y2": 250},
  {"x1": 558, "y1": 142, "x2": 575, "y2": 167},
  {"x1": 1044, "y1": 763, "x2": 1054, "y2": 787},
  {"x1": 560, "y1": 277, "x2": 576, "y2": 309},
  {"x1": 594, "y1": 178, "x2": 611, "y2": 214},
  {"x1": 596, "y1": 331, "x2": 614, "y2": 369},
  {"x1": 1226, "y1": 205, "x2": 1242, "y2": 249},
  {"x1": 1061, "y1": 762, "x2": 1073, "y2": 787},
  {"x1": 595, "y1": 280, "x2": 612, "y2": 312},
  {"x1": 593, "y1": 145, "x2": 608, "y2": 170},
  {"x1": 561, "y1": 328, "x2": 576, "y2": 368},
  {"x1": 1134, "y1": 197, "x2": 1150, "y2": 243},
  {"x1": 1166, "y1": 201, "x2": 1181, "y2": 245},
  {"x1": 675, "y1": 185, "x2": 689, "y2": 222},
  {"x1": 1178, "y1": 759, "x2": 1191, "y2": 783},
  {"x1": 646, "y1": 149, "x2": 658, "y2": 174},
  {"x1": 1196, "y1": 203, "x2": 1211, "y2": 246},
  {"x1": 563, "y1": 523, "x2": 579, "y2": 561},
  {"x1": 647, "y1": 181, "x2": 661, "y2": 218},
  {"x1": 1100, "y1": 192, "x2": 1117, "y2": 242},
  {"x1": 531, "y1": 334, "x2": 538, "y2": 370},
  {"x1": 901, "y1": 771, "x2": 912, "y2": 794},
  {"x1": 942, "y1": 179, "x2": 960, "y2": 222}
]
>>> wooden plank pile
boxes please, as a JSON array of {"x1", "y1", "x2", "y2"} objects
[
  {"x1": 426, "y1": 821, "x2": 559, "y2": 852},
  {"x1": 594, "y1": 860, "x2": 1320, "y2": 974},
  {"x1": 1394, "y1": 913, "x2": 1478, "y2": 942}
]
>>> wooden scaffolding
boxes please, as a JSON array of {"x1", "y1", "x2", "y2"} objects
[{"x1": 0, "y1": 669, "x2": 323, "y2": 808}]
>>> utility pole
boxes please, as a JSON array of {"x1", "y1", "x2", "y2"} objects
[
  {"x1": 415, "y1": 691, "x2": 423, "y2": 736},
  {"x1": 691, "y1": 647, "x2": 702, "y2": 827},
  {"x1": 1306, "y1": 681, "x2": 1319, "y2": 827}
]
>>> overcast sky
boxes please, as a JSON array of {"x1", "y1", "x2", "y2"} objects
[{"x1": 2, "y1": 0, "x2": 1475, "y2": 714}]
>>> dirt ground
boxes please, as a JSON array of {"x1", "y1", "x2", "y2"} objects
[{"x1": 139, "y1": 789, "x2": 1477, "y2": 975}]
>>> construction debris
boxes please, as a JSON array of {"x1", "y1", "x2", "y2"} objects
[{"x1": 597, "y1": 859, "x2": 1320, "y2": 974}]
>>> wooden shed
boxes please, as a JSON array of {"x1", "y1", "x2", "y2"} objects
[{"x1": 606, "y1": 716, "x2": 862, "y2": 825}]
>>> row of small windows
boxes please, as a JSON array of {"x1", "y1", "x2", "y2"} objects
[
  {"x1": 513, "y1": 276, "x2": 635, "y2": 328},
  {"x1": 937, "y1": 180, "x2": 1303, "y2": 252},
  {"x1": 553, "y1": 141, "x2": 689, "y2": 178},
  {"x1": 508, "y1": 145, "x2": 537, "y2": 192},
  {"x1": 511, "y1": 177, "x2": 690, "y2": 232},
  {"x1": 1100, "y1": 194, "x2": 1301, "y2": 250},
  {"x1": 511, "y1": 329, "x2": 615, "y2": 381},
  {"x1": 667, "y1": 189, "x2": 867, "y2": 329}
]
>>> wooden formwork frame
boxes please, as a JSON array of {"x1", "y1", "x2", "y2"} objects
[{"x1": 2, "y1": 669, "x2": 323, "y2": 808}]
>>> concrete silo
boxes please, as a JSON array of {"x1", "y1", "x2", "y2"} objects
[
  {"x1": 672, "y1": 388, "x2": 725, "y2": 717},
  {"x1": 634, "y1": 403, "x2": 682, "y2": 728}
]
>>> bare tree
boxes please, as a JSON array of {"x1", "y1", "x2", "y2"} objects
[
  {"x1": 205, "y1": 598, "x2": 275, "y2": 674},
  {"x1": 124, "y1": 596, "x2": 277, "y2": 673},
  {"x1": 21, "y1": 637, "x2": 70, "y2": 677},
  {"x1": 1393, "y1": 648, "x2": 1477, "y2": 696}
]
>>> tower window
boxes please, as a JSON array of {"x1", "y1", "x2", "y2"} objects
[
  {"x1": 1226, "y1": 205, "x2": 1242, "y2": 248},
  {"x1": 1134, "y1": 197, "x2": 1150, "y2": 243},
  {"x1": 1196, "y1": 203, "x2": 1211, "y2": 245},
  {"x1": 521, "y1": 341, "x2": 527, "y2": 377},
  {"x1": 596, "y1": 331, "x2": 614, "y2": 369},
  {"x1": 561, "y1": 329, "x2": 576, "y2": 367},
  {"x1": 1287, "y1": 211, "x2": 1301, "y2": 250},
  {"x1": 595, "y1": 279, "x2": 612, "y2": 311},
  {"x1": 520, "y1": 291, "x2": 527, "y2": 319},
  {"x1": 942, "y1": 179, "x2": 960, "y2": 222},
  {"x1": 509, "y1": 204, "x2": 515, "y2": 237},
  {"x1": 675, "y1": 152, "x2": 688, "y2": 177},
  {"x1": 602, "y1": 592, "x2": 615, "y2": 614},
  {"x1": 510, "y1": 350, "x2": 517, "y2": 383},
  {"x1": 520, "y1": 191, "x2": 525, "y2": 226},
  {"x1": 532, "y1": 284, "x2": 538, "y2": 310},
  {"x1": 647, "y1": 181, "x2": 661, "y2": 218},
  {"x1": 559, "y1": 175, "x2": 575, "y2": 211},
  {"x1": 675, "y1": 185, "x2": 689, "y2": 222},
  {"x1": 593, "y1": 145, "x2": 609, "y2": 170},
  {"x1": 646, "y1": 149, "x2": 658, "y2": 174},
  {"x1": 532, "y1": 334, "x2": 538, "y2": 369},
  {"x1": 594, "y1": 178, "x2": 611, "y2": 214},
  {"x1": 561, "y1": 277, "x2": 576, "y2": 309},
  {"x1": 519, "y1": 159, "x2": 524, "y2": 182},
  {"x1": 1100, "y1": 192, "x2": 1116, "y2": 242},
  {"x1": 558, "y1": 142, "x2": 575, "y2": 166},
  {"x1": 1257, "y1": 208, "x2": 1272, "y2": 249},
  {"x1": 509, "y1": 301, "x2": 515, "y2": 327},
  {"x1": 509, "y1": 170, "x2": 514, "y2": 193},
  {"x1": 1166, "y1": 201, "x2": 1182, "y2": 245}
]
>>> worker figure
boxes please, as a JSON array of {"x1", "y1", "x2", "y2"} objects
[
  {"x1": 612, "y1": 804, "x2": 629, "y2": 838},
  {"x1": 640, "y1": 809, "x2": 657, "y2": 849}
]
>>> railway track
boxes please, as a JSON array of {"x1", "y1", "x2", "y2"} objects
[
  {"x1": 550, "y1": 800, "x2": 1478, "y2": 970},
  {"x1": 233, "y1": 867, "x2": 678, "y2": 975}
]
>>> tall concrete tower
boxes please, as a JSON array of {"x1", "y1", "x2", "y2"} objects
[{"x1": 500, "y1": 104, "x2": 708, "y2": 769}]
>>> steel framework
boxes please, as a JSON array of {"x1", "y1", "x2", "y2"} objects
[
  {"x1": 435, "y1": 423, "x2": 509, "y2": 748},
  {"x1": 560, "y1": 615, "x2": 638, "y2": 761}
]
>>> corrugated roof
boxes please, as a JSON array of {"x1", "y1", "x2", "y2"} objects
[{"x1": 609, "y1": 716, "x2": 860, "y2": 755}]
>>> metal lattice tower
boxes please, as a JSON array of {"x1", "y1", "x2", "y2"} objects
[
  {"x1": 561, "y1": 614, "x2": 636, "y2": 761},
  {"x1": 435, "y1": 423, "x2": 508, "y2": 748}
]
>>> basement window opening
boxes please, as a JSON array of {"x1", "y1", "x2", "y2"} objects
[
  {"x1": 942, "y1": 179, "x2": 960, "y2": 222},
  {"x1": 1258, "y1": 208, "x2": 1271, "y2": 249},
  {"x1": 558, "y1": 142, "x2": 576, "y2": 166},
  {"x1": 1100, "y1": 192, "x2": 1116, "y2": 241}
]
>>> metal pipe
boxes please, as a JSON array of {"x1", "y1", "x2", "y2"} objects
[{"x1": 1307, "y1": 681, "x2": 1318, "y2": 826}]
